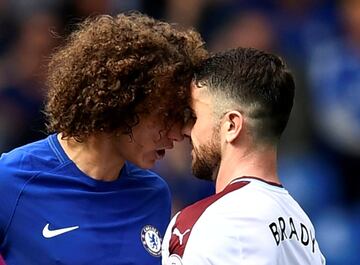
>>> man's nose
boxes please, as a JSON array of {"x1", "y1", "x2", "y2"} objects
[{"x1": 167, "y1": 122, "x2": 184, "y2": 142}]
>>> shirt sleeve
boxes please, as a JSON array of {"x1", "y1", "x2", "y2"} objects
[{"x1": 0, "y1": 151, "x2": 31, "y2": 245}]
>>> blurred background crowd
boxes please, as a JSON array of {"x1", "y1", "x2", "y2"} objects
[{"x1": 0, "y1": 0, "x2": 359, "y2": 263}]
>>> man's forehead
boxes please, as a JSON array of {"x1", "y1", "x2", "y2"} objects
[{"x1": 190, "y1": 82, "x2": 211, "y2": 105}]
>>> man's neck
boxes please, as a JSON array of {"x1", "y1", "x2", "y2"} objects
[
  {"x1": 215, "y1": 145, "x2": 280, "y2": 193},
  {"x1": 58, "y1": 133, "x2": 125, "y2": 182}
]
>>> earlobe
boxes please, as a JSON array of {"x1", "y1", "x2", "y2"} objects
[{"x1": 224, "y1": 111, "x2": 243, "y2": 143}]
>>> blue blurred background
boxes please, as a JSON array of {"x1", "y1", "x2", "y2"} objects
[{"x1": 0, "y1": 0, "x2": 359, "y2": 263}]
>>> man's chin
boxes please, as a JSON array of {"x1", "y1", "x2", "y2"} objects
[
  {"x1": 191, "y1": 143, "x2": 221, "y2": 182},
  {"x1": 193, "y1": 172, "x2": 215, "y2": 182},
  {"x1": 192, "y1": 163, "x2": 216, "y2": 182}
]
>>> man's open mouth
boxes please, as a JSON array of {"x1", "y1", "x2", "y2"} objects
[{"x1": 156, "y1": 149, "x2": 165, "y2": 158}]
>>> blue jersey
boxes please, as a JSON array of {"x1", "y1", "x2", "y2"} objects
[{"x1": 0, "y1": 134, "x2": 171, "y2": 265}]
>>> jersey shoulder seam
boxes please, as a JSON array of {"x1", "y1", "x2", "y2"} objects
[{"x1": 3, "y1": 160, "x2": 73, "y2": 239}]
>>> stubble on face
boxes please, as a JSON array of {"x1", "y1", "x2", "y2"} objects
[{"x1": 191, "y1": 127, "x2": 221, "y2": 181}]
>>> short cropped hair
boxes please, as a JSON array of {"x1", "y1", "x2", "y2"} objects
[
  {"x1": 194, "y1": 47, "x2": 295, "y2": 142},
  {"x1": 45, "y1": 12, "x2": 207, "y2": 140}
]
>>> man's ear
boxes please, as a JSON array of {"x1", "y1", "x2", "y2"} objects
[{"x1": 223, "y1": 111, "x2": 243, "y2": 143}]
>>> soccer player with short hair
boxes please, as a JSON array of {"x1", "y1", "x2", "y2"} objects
[
  {"x1": 0, "y1": 12, "x2": 207, "y2": 264},
  {"x1": 162, "y1": 48, "x2": 326, "y2": 264}
]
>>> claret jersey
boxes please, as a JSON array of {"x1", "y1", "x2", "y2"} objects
[
  {"x1": 0, "y1": 134, "x2": 171, "y2": 265},
  {"x1": 162, "y1": 177, "x2": 326, "y2": 265}
]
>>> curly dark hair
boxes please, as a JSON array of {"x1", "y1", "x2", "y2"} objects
[{"x1": 45, "y1": 12, "x2": 207, "y2": 140}]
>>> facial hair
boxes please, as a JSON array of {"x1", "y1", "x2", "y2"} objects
[{"x1": 191, "y1": 129, "x2": 221, "y2": 182}]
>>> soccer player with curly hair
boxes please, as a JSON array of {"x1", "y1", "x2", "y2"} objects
[{"x1": 0, "y1": 12, "x2": 207, "y2": 265}]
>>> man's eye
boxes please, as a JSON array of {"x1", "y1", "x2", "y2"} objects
[{"x1": 184, "y1": 108, "x2": 197, "y2": 124}]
